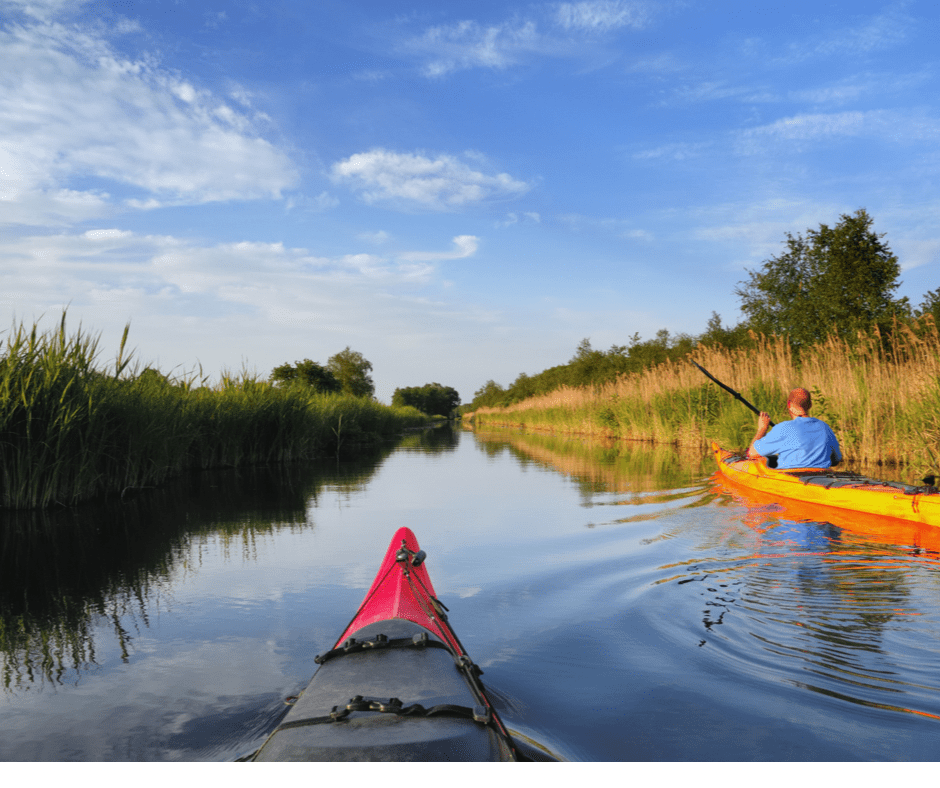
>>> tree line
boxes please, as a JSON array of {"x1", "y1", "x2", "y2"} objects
[
  {"x1": 270, "y1": 350, "x2": 462, "y2": 418},
  {"x1": 467, "y1": 208, "x2": 940, "y2": 411}
]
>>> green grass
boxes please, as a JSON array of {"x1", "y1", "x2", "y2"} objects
[{"x1": 0, "y1": 316, "x2": 429, "y2": 509}]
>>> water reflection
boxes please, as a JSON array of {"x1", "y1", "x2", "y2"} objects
[
  {"x1": 0, "y1": 444, "x2": 397, "y2": 692},
  {"x1": 659, "y1": 473, "x2": 940, "y2": 730},
  {"x1": 471, "y1": 429, "x2": 710, "y2": 496}
]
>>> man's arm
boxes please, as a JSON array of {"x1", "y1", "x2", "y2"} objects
[
  {"x1": 829, "y1": 428, "x2": 842, "y2": 467},
  {"x1": 747, "y1": 412, "x2": 772, "y2": 459}
]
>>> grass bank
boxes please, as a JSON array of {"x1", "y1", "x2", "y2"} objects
[
  {"x1": 469, "y1": 322, "x2": 940, "y2": 474},
  {"x1": 0, "y1": 317, "x2": 428, "y2": 509}
]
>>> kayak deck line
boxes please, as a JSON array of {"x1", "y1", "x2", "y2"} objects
[
  {"x1": 249, "y1": 527, "x2": 520, "y2": 761},
  {"x1": 712, "y1": 442, "x2": 940, "y2": 527},
  {"x1": 272, "y1": 695, "x2": 493, "y2": 733}
]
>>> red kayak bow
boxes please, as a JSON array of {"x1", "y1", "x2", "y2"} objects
[{"x1": 334, "y1": 526, "x2": 461, "y2": 652}]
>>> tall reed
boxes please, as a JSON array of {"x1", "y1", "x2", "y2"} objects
[
  {"x1": 471, "y1": 322, "x2": 940, "y2": 473},
  {"x1": 0, "y1": 317, "x2": 428, "y2": 509}
]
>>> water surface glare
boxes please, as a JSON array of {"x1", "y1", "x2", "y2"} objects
[{"x1": 2, "y1": 427, "x2": 939, "y2": 761}]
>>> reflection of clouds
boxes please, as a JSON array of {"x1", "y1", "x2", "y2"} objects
[{"x1": 0, "y1": 635, "x2": 298, "y2": 760}]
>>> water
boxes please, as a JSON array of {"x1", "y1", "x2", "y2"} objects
[{"x1": 2, "y1": 426, "x2": 940, "y2": 761}]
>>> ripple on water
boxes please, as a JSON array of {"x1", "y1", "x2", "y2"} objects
[{"x1": 641, "y1": 502, "x2": 940, "y2": 734}]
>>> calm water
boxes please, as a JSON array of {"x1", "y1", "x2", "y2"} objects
[{"x1": 2, "y1": 426, "x2": 940, "y2": 761}]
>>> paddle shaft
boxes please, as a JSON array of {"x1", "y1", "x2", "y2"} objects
[{"x1": 691, "y1": 361, "x2": 775, "y2": 428}]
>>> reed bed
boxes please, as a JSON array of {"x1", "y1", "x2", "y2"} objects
[
  {"x1": 0, "y1": 317, "x2": 428, "y2": 509},
  {"x1": 471, "y1": 321, "x2": 940, "y2": 473}
]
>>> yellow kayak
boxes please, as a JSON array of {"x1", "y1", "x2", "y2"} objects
[{"x1": 711, "y1": 442, "x2": 940, "y2": 527}]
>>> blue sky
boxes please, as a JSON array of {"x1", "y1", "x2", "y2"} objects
[{"x1": 2, "y1": 0, "x2": 939, "y2": 403}]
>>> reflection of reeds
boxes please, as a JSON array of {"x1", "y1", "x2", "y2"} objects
[
  {"x1": 473, "y1": 429, "x2": 711, "y2": 496},
  {"x1": 0, "y1": 453, "x2": 394, "y2": 691},
  {"x1": 0, "y1": 316, "x2": 427, "y2": 509},
  {"x1": 471, "y1": 322, "x2": 940, "y2": 472}
]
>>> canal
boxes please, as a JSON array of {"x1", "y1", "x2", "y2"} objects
[{"x1": 2, "y1": 426, "x2": 939, "y2": 760}]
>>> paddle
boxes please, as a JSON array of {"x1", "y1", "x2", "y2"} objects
[{"x1": 691, "y1": 361, "x2": 775, "y2": 428}]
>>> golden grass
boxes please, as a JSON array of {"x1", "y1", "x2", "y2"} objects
[{"x1": 470, "y1": 319, "x2": 940, "y2": 472}]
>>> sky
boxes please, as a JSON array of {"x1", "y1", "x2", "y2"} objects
[{"x1": 2, "y1": 0, "x2": 939, "y2": 404}]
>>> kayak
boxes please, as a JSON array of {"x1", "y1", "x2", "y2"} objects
[
  {"x1": 712, "y1": 442, "x2": 940, "y2": 526},
  {"x1": 250, "y1": 527, "x2": 519, "y2": 761}
]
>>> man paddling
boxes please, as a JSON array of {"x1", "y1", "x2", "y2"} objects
[{"x1": 747, "y1": 387, "x2": 842, "y2": 469}]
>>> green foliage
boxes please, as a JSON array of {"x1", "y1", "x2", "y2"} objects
[
  {"x1": 735, "y1": 209, "x2": 905, "y2": 347},
  {"x1": 698, "y1": 312, "x2": 754, "y2": 350},
  {"x1": 270, "y1": 359, "x2": 341, "y2": 393},
  {"x1": 391, "y1": 383, "x2": 461, "y2": 417},
  {"x1": 327, "y1": 347, "x2": 375, "y2": 398}
]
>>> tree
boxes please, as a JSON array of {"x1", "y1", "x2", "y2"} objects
[
  {"x1": 327, "y1": 347, "x2": 375, "y2": 398},
  {"x1": 735, "y1": 209, "x2": 904, "y2": 347},
  {"x1": 469, "y1": 380, "x2": 506, "y2": 409},
  {"x1": 270, "y1": 359, "x2": 341, "y2": 393},
  {"x1": 392, "y1": 383, "x2": 461, "y2": 417},
  {"x1": 915, "y1": 288, "x2": 940, "y2": 326}
]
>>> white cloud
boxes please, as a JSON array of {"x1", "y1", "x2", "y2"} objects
[
  {"x1": 398, "y1": 235, "x2": 479, "y2": 262},
  {"x1": 0, "y1": 15, "x2": 297, "y2": 226},
  {"x1": 0, "y1": 0, "x2": 86, "y2": 20},
  {"x1": 331, "y1": 149, "x2": 530, "y2": 209},
  {"x1": 358, "y1": 230, "x2": 392, "y2": 245},
  {"x1": 553, "y1": 1, "x2": 649, "y2": 32},
  {"x1": 497, "y1": 211, "x2": 542, "y2": 227}
]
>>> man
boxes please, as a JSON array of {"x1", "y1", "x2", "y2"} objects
[{"x1": 747, "y1": 387, "x2": 842, "y2": 469}]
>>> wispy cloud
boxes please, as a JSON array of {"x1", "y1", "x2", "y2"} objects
[
  {"x1": 406, "y1": 19, "x2": 543, "y2": 77},
  {"x1": 0, "y1": 15, "x2": 297, "y2": 226},
  {"x1": 809, "y1": 5, "x2": 911, "y2": 57},
  {"x1": 399, "y1": 2, "x2": 655, "y2": 77},
  {"x1": 497, "y1": 211, "x2": 542, "y2": 227},
  {"x1": 738, "y1": 109, "x2": 940, "y2": 151},
  {"x1": 739, "y1": 4, "x2": 914, "y2": 66},
  {"x1": 331, "y1": 149, "x2": 530, "y2": 209},
  {"x1": 553, "y1": 1, "x2": 650, "y2": 33},
  {"x1": 0, "y1": 227, "x2": 506, "y2": 393},
  {"x1": 0, "y1": 228, "x2": 465, "y2": 325},
  {"x1": 398, "y1": 235, "x2": 479, "y2": 262}
]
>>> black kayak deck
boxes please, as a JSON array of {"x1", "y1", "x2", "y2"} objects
[{"x1": 251, "y1": 619, "x2": 515, "y2": 761}]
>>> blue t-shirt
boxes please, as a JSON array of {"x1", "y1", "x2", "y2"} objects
[{"x1": 752, "y1": 417, "x2": 841, "y2": 469}]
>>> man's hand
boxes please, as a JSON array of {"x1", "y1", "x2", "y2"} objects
[
  {"x1": 747, "y1": 411, "x2": 772, "y2": 459},
  {"x1": 757, "y1": 412, "x2": 771, "y2": 434}
]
